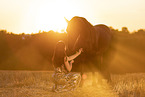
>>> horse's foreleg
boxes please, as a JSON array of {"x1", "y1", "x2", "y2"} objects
[
  {"x1": 79, "y1": 71, "x2": 84, "y2": 87},
  {"x1": 79, "y1": 63, "x2": 84, "y2": 87}
]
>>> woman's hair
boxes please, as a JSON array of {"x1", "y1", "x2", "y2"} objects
[{"x1": 52, "y1": 40, "x2": 66, "y2": 68}]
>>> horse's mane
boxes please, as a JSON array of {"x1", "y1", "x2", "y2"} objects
[{"x1": 68, "y1": 16, "x2": 94, "y2": 35}]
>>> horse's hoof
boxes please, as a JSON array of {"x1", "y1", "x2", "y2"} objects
[
  {"x1": 92, "y1": 82, "x2": 97, "y2": 86},
  {"x1": 79, "y1": 82, "x2": 83, "y2": 87}
]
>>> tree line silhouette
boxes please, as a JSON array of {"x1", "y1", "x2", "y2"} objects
[{"x1": 0, "y1": 27, "x2": 145, "y2": 73}]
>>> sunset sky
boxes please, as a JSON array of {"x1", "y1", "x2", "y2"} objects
[{"x1": 0, "y1": 0, "x2": 145, "y2": 34}]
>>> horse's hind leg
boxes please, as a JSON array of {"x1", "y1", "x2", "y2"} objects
[
  {"x1": 103, "y1": 70, "x2": 111, "y2": 83},
  {"x1": 102, "y1": 53, "x2": 112, "y2": 83},
  {"x1": 92, "y1": 71, "x2": 97, "y2": 86}
]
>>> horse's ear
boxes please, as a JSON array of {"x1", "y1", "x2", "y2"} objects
[{"x1": 64, "y1": 17, "x2": 69, "y2": 23}]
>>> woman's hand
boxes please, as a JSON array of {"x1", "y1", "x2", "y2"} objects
[
  {"x1": 70, "y1": 60, "x2": 74, "y2": 64},
  {"x1": 67, "y1": 48, "x2": 83, "y2": 61},
  {"x1": 79, "y1": 48, "x2": 83, "y2": 54}
]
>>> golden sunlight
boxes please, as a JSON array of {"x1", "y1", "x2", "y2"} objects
[
  {"x1": 35, "y1": 2, "x2": 67, "y2": 33},
  {"x1": 19, "y1": 0, "x2": 84, "y2": 34},
  {"x1": 31, "y1": 0, "x2": 83, "y2": 34}
]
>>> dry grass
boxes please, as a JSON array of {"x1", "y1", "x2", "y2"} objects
[
  {"x1": 0, "y1": 71, "x2": 145, "y2": 97},
  {"x1": 112, "y1": 73, "x2": 145, "y2": 97}
]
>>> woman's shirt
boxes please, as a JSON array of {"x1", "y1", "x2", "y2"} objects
[{"x1": 54, "y1": 64, "x2": 68, "y2": 74}]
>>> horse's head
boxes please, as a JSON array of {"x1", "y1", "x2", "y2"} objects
[{"x1": 66, "y1": 16, "x2": 95, "y2": 53}]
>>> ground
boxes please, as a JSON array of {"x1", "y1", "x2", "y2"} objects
[{"x1": 0, "y1": 71, "x2": 145, "y2": 97}]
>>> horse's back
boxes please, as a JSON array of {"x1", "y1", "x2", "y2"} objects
[{"x1": 94, "y1": 24, "x2": 112, "y2": 54}]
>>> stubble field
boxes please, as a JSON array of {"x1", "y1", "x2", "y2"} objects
[{"x1": 0, "y1": 71, "x2": 145, "y2": 97}]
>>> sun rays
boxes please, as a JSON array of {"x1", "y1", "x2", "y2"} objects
[{"x1": 111, "y1": 42, "x2": 145, "y2": 73}]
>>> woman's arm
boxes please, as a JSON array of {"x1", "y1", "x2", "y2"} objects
[
  {"x1": 64, "y1": 57, "x2": 73, "y2": 72},
  {"x1": 67, "y1": 48, "x2": 83, "y2": 61},
  {"x1": 64, "y1": 48, "x2": 83, "y2": 72}
]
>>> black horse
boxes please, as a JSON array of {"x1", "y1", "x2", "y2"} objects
[{"x1": 66, "y1": 16, "x2": 113, "y2": 86}]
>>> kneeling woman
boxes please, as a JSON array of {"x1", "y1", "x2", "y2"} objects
[{"x1": 52, "y1": 40, "x2": 83, "y2": 92}]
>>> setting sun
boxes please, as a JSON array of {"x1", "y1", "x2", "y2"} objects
[
  {"x1": 35, "y1": 1, "x2": 68, "y2": 33},
  {"x1": 20, "y1": 0, "x2": 84, "y2": 34}
]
